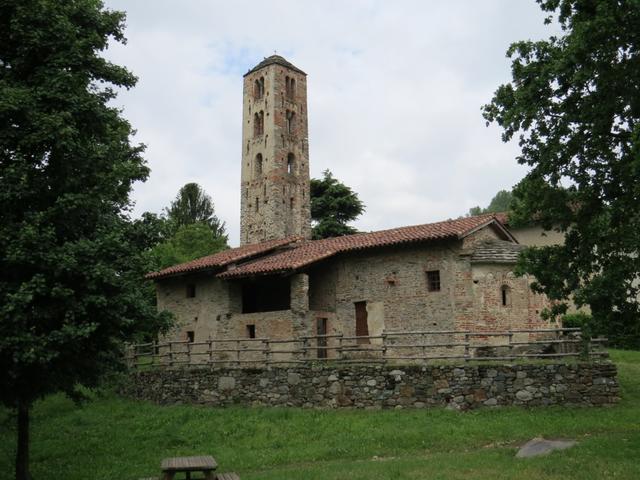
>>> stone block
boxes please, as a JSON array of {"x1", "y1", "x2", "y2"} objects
[
  {"x1": 516, "y1": 390, "x2": 533, "y2": 401},
  {"x1": 218, "y1": 376, "x2": 236, "y2": 391}
]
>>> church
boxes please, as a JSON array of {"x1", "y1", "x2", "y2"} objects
[{"x1": 147, "y1": 55, "x2": 551, "y2": 356}]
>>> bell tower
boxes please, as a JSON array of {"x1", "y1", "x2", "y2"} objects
[{"x1": 240, "y1": 55, "x2": 312, "y2": 246}]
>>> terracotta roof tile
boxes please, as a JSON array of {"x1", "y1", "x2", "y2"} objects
[
  {"x1": 146, "y1": 236, "x2": 302, "y2": 280},
  {"x1": 218, "y1": 214, "x2": 504, "y2": 279},
  {"x1": 493, "y1": 211, "x2": 509, "y2": 225}
]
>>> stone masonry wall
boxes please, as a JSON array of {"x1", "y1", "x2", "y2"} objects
[
  {"x1": 306, "y1": 226, "x2": 549, "y2": 345},
  {"x1": 123, "y1": 362, "x2": 619, "y2": 410}
]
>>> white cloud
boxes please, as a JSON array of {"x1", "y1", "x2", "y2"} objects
[{"x1": 103, "y1": 0, "x2": 556, "y2": 246}]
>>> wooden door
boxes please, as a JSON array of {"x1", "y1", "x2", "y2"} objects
[
  {"x1": 316, "y1": 318, "x2": 327, "y2": 359},
  {"x1": 354, "y1": 301, "x2": 369, "y2": 344}
]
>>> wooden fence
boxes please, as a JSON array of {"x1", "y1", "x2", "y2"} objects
[{"x1": 125, "y1": 328, "x2": 608, "y2": 370}]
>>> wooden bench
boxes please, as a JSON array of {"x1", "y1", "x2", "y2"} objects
[
  {"x1": 161, "y1": 455, "x2": 217, "y2": 480},
  {"x1": 215, "y1": 474, "x2": 240, "y2": 480}
]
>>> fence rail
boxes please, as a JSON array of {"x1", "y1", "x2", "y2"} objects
[{"x1": 125, "y1": 328, "x2": 608, "y2": 370}]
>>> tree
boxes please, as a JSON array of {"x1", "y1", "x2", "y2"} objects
[
  {"x1": 468, "y1": 189, "x2": 514, "y2": 216},
  {"x1": 310, "y1": 170, "x2": 365, "y2": 239},
  {"x1": 166, "y1": 182, "x2": 227, "y2": 240},
  {"x1": 148, "y1": 183, "x2": 229, "y2": 269},
  {"x1": 483, "y1": 0, "x2": 640, "y2": 347},
  {"x1": 149, "y1": 223, "x2": 229, "y2": 270},
  {"x1": 0, "y1": 2, "x2": 169, "y2": 478}
]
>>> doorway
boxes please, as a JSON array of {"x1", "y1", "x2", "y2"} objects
[{"x1": 354, "y1": 301, "x2": 369, "y2": 344}]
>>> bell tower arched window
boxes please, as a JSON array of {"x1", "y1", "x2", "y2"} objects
[
  {"x1": 255, "y1": 153, "x2": 263, "y2": 176},
  {"x1": 254, "y1": 111, "x2": 264, "y2": 137},
  {"x1": 286, "y1": 110, "x2": 295, "y2": 134},
  {"x1": 254, "y1": 76, "x2": 264, "y2": 99},
  {"x1": 287, "y1": 153, "x2": 295, "y2": 174},
  {"x1": 285, "y1": 76, "x2": 296, "y2": 99}
]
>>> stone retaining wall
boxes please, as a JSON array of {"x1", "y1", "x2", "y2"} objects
[{"x1": 122, "y1": 362, "x2": 619, "y2": 410}]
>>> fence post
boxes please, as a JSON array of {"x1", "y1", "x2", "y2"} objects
[
  {"x1": 381, "y1": 332, "x2": 387, "y2": 364},
  {"x1": 264, "y1": 339, "x2": 270, "y2": 365},
  {"x1": 187, "y1": 341, "x2": 192, "y2": 366},
  {"x1": 299, "y1": 336, "x2": 306, "y2": 361},
  {"x1": 125, "y1": 344, "x2": 133, "y2": 370},
  {"x1": 208, "y1": 336, "x2": 213, "y2": 364},
  {"x1": 508, "y1": 331, "x2": 514, "y2": 360},
  {"x1": 168, "y1": 341, "x2": 174, "y2": 367},
  {"x1": 152, "y1": 341, "x2": 158, "y2": 367},
  {"x1": 464, "y1": 333, "x2": 470, "y2": 362},
  {"x1": 338, "y1": 334, "x2": 343, "y2": 362},
  {"x1": 236, "y1": 340, "x2": 240, "y2": 367}
]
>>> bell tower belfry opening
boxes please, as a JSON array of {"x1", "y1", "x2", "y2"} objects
[{"x1": 240, "y1": 55, "x2": 312, "y2": 246}]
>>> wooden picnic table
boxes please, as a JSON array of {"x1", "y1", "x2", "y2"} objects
[{"x1": 161, "y1": 455, "x2": 217, "y2": 480}]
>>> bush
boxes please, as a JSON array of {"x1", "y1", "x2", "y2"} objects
[{"x1": 561, "y1": 312, "x2": 592, "y2": 329}]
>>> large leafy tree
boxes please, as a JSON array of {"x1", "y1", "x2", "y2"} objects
[
  {"x1": 310, "y1": 170, "x2": 365, "y2": 239},
  {"x1": 468, "y1": 189, "x2": 514, "y2": 216},
  {"x1": 483, "y1": 0, "x2": 640, "y2": 346},
  {"x1": 0, "y1": 1, "x2": 169, "y2": 478},
  {"x1": 166, "y1": 182, "x2": 227, "y2": 240}
]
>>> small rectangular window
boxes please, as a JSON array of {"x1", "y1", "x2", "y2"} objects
[
  {"x1": 426, "y1": 270, "x2": 441, "y2": 292},
  {"x1": 246, "y1": 324, "x2": 256, "y2": 339},
  {"x1": 501, "y1": 286, "x2": 510, "y2": 306},
  {"x1": 186, "y1": 331, "x2": 195, "y2": 343},
  {"x1": 186, "y1": 284, "x2": 196, "y2": 298}
]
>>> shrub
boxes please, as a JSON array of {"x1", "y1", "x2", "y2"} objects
[{"x1": 561, "y1": 312, "x2": 592, "y2": 329}]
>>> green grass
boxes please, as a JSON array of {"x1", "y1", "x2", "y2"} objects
[{"x1": 1, "y1": 350, "x2": 639, "y2": 479}]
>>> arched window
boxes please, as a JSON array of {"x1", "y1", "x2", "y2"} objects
[
  {"x1": 287, "y1": 153, "x2": 295, "y2": 174},
  {"x1": 254, "y1": 76, "x2": 264, "y2": 99},
  {"x1": 285, "y1": 76, "x2": 296, "y2": 99},
  {"x1": 286, "y1": 110, "x2": 295, "y2": 134},
  {"x1": 255, "y1": 153, "x2": 263, "y2": 176},
  {"x1": 501, "y1": 285, "x2": 511, "y2": 307},
  {"x1": 254, "y1": 111, "x2": 264, "y2": 137},
  {"x1": 253, "y1": 112, "x2": 260, "y2": 137}
]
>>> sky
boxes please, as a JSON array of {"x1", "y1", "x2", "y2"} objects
[{"x1": 102, "y1": 0, "x2": 557, "y2": 247}]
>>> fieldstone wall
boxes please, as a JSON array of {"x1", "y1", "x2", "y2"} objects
[{"x1": 122, "y1": 362, "x2": 619, "y2": 410}]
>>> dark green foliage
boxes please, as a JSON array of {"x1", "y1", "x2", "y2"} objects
[
  {"x1": 484, "y1": 0, "x2": 640, "y2": 348},
  {"x1": 468, "y1": 190, "x2": 514, "y2": 216},
  {"x1": 166, "y1": 182, "x2": 228, "y2": 241},
  {"x1": 0, "y1": 0, "x2": 170, "y2": 476},
  {"x1": 310, "y1": 170, "x2": 365, "y2": 239}
]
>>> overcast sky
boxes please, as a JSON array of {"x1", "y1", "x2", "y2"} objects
[{"x1": 103, "y1": 0, "x2": 556, "y2": 246}]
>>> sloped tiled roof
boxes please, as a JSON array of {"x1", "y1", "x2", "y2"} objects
[
  {"x1": 146, "y1": 236, "x2": 302, "y2": 280},
  {"x1": 493, "y1": 211, "x2": 509, "y2": 225},
  {"x1": 244, "y1": 55, "x2": 306, "y2": 77},
  {"x1": 470, "y1": 239, "x2": 526, "y2": 264},
  {"x1": 218, "y1": 214, "x2": 510, "y2": 279}
]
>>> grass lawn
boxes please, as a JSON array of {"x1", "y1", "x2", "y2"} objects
[{"x1": 1, "y1": 350, "x2": 639, "y2": 480}]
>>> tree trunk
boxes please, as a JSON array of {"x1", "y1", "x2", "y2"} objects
[{"x1": 15, "y1": 400, "x2": 31, "y2": 480}]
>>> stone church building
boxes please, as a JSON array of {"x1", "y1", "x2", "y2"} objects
[{"x1": 147, "y1": 55, "x2": 550, "y2": 354}]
